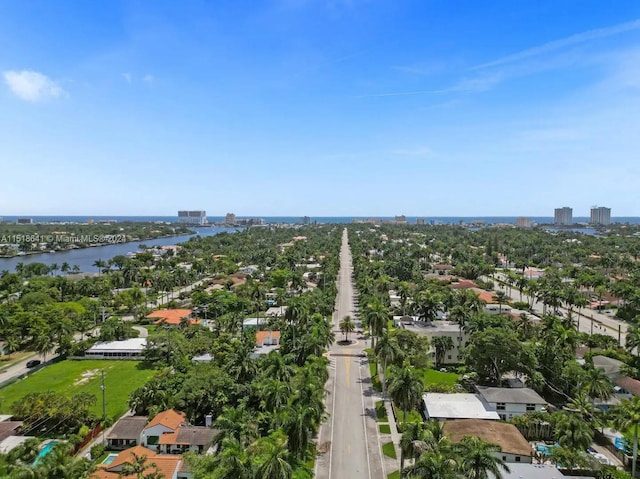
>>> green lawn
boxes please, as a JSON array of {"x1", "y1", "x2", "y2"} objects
[
  {"x1": 0, "y1": 360, "x2": 155, "y2": 421},
  {"x1": 379, "y1": 424, "x2": 391, "y2": 434},
  {"x1": 396, "y1": 408, "x2": 422, "y2": 425},
  {"x1": 382, "y1": 441, "x2": 397, "y2": 459},
  {"x1": 387, "y1": 471, "x2": 400, "y2": 479},
  {"x1": 421, "y1": 369, "x2": 459, "y2": 386}
]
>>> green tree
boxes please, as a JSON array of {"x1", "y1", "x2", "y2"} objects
[
  {"x1": 375, "y1": 331, "x2": 402, "y2": 398},
  {"x1": 612, "y1": 396, "x2": 640, "y2": 478},
  {"x1": 456, "y1": 435, "x2": 510, "y2": 479},
  {"x1": 387, "y1": 364, "x2": 424, "y2": 423},
  {"x1": 432, "y1": 336, "x2": 454, "y2": 369},
  {"x1": 339, "y1": 315, "x2": 355, "y2": 342}
]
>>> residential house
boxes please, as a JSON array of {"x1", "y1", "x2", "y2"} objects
[
  {"x1": 592, "y1": 354, "x2": 640, "y2": 409},
  {"x1": 147, "y1": 309, "x2": 198, "y2": 327},
  {"x1": 142, "y1": 409, "x2": 216, "y2": 454},
  {"x1": 443, "y1": 419, "x2": 533, "y2": 464},
  {"x1": 251, "y1": 330, "x2": 281, "y2": 358},
  {"x1": 90, "y1": 445, "x2": 190, "y2": 479},
  {"x1": 422, "y1": 393, "x2": 500, "y2": 421},
  {"x1": 106, "y1": 416, "x2": 148, "y2": 450},
  {"x1": 475, "y1": 386, "x2": 547, "y2": 421},
  {"x1": 394, "y1": 317, "x2": 467, "y2": 364}
]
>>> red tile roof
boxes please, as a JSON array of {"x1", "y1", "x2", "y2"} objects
[
  {"x1": 145, "y1": 409, "x2": 187, "y2": 432},
  {"x1": 146, "y1": 309, "x2": 196, "y2": 325},
  {"x1": 256, "y1": 330, "x2": 281, "y2": 346}
]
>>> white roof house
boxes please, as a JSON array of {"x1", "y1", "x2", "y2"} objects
[
  {"x1": 243, "y1": 317, "x2": 267, "y2": 328},
  {"x1": 85, "y1": 338, "x2": 147, "y2": 359},
  {"x1": 423, "y1": 393, "x2": 500, "y2": 420}
]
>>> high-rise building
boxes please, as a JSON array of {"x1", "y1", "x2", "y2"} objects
[
  {"x1": 515, "y1": 217, "x2": 534, "y2": 228},
  {"x1": 177, "y1": 211, "x2": 207, "y2": 225},
  {"x1": 224, "y1": 213, "x2": 236, "y2": 225},
  {"x1": 590, "y1": 206, "x2": 611, "y2": 226},
  {"x1": 301, "y1": 216, "x2": 311, "y2": 225},
  {"x1": 554, "y1": 207, "x2": 573, "y2": 225}
]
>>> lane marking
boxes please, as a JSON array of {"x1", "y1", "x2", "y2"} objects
[{"x1": 359, "y1": 358, "x2": 372, "y2": 479}]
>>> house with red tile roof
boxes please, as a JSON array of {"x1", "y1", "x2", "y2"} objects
[
  {"x1": 90, "y1": 445, "x2": 190, "y2": 479},
  {"x1": 146, "y1": 309, "x2": 198, "y2": 326},
  {"x1": 142, "y1": 409, "x2": 216, "y2": 454}
]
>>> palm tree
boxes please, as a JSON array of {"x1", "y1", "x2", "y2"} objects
[
  {"x1": 456, "y1": 436, "x2": 510, "y2": 479},
  {"x1": 260, "y1": 379, "x2": 291, "y2": 427},
  {"x1": 250, "y1": 432, "x2": 294, "y2": 479},
  {"x1": 212, "y1": 406, "x2": 258, "y2": 452},
  {"x1": 365, "y1": 299, "x2": 388, "y2": 350},
  {"x1": 554, "y1": 412, "x2": 593, "y2": 451},
  {"x1": 403, "y1": 451, "x2": 458, "y2": 479},
  {"x1": 627, "y1": 322, "x2": 640, "y2": 357},
  {"x1": 387, "y1": 364, "x2": 424, "y2": 423},
  {"x1": 583, "y1": 366, "x2": 614, "y2": 414},
  {"x1": 375, "y1": 331, "x2": 402, "y2": 398},
  {"x1": 339, "y1": 315, "x2": 355, "y2": 342},
  {"x1": 432, "y1": 336, "x2": 454, "y2": 369},
  {"x1": 208, "y1": 438, "x2": 253, "y2": 479},
  {"x1": 93, "y1": 259, "x2": 107, "y2": 276},
  {"x1": 493, "y1": 291, "x2": 508, "y2": 313},
  {"x1": 612, "y1": 396, "x2": 640, "y2": 478},
  {"x1": 282, "y1": 403, "x2": 317, "y2": 460}
]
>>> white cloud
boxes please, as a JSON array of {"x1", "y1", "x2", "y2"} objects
[
  {"x1": 474, "y1": 18, "x2": 640, "y2": 71},
  {"x1": 143, "y1": 74, "x2": 154, "y2": 84},
  {"x1": 122, "y1": 72, "x2": 132, "y2": 83},
  {"x1": 3, "y1": 70, "x2": 65, "y2": 102}
]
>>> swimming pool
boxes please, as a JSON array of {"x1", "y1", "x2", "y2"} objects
[
  {"x1": 33, "y1": 440, "x2": 59, "y2": 466},
  {"x1": 536, "y1": 444, "x2": 555, "y2": 455},
  {"x1": 102, "y1": 453, "x2": 119, "y2": 465}
]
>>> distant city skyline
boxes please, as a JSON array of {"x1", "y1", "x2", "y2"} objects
[{"x1": 1, "y1": 1, "x2": 640, "y2": 215}]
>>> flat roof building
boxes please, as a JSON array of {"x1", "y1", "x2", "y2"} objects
[
  {"x1": 591, "y1": 206, "x2": 611, "y2": 226},
  {"x1": 177, "y1": 210, "x2": 207, "y2": 225},
  {"x1": 85, "y1": 338, "x2": 147, "y2": 359},
  {"x1": 554, "y1": 207, "x2": 573, "y2": 225},
  {"x1": 422, "y1": 393, "x2": 500, "y2": 420}
]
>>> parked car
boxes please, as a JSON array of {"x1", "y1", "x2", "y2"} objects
[{"x1": 26, "y1": 360, "x2": 41, "y2": 369}]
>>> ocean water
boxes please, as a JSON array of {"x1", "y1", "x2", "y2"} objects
[{"x1": 2, "y1": 215, "x2": 640, "y2": 225}]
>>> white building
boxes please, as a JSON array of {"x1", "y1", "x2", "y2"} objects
[
  {"x1": 475, "y1": 386, "x2": 547, "y2": 421},
  {"x1": 422, "y1": 393, "x2": 500, "y2": 420},
  {"x1": 394, "y1": 317, "x2": 466, "y2": 364},
  {"x1": 591, "y1": 206, "x2": 611, "y2": 225},
  {"x1": 554, "y1": 207, "x2": 573, "y2": 225},
  {"x1": 85, "y1": 338, "x2": 147, "y2": 359},
  {"x1": 177, "y1": 210, "x2": 207, "y2": 225}
]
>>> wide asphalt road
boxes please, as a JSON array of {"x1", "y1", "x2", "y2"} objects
[{"x1": 316, "y1": 229, "x2": 385, "y2": 479}]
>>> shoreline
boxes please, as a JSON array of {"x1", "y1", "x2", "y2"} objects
[{"x1": 0, "y1": 232, "x2": 195, "y2": 259}]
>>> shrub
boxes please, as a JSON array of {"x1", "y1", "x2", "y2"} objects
[{"x1": 90, "y1": 444, "x2": 105, "y2": 460}]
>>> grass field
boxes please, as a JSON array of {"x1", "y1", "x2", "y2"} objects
[
  {"x1": 0, "y1": 360, "x2": 155, "y2": 421},
  {"x1": 387, "y1": 471, "x2": 400, "y2": 479},
  {"x1": 379, "y1": 424, "x2": 391, "y2": 434},
  {"x1": 421, "y1": 369, "x2": 459, "y2": 386}
]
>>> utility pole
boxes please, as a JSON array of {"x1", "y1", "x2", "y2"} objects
[{"x1": 101, "y1": 370, "x2": 106, "y2": 445}]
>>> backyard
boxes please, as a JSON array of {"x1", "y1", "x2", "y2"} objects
[{"x1": 0, "y1": 360, "x2": 155, "y2": 421}]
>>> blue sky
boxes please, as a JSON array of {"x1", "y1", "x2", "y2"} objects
[{"x1": 1, "y1": 0, "x2": 640, "y2": 217}]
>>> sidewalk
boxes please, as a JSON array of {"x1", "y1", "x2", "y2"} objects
[{"x1": 376, "y1": 371, "x2": 402, "y2": 477}]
